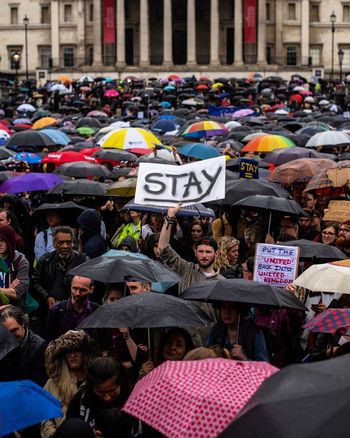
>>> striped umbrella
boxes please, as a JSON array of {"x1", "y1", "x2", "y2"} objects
[
  {"x1": 241, "y1": 135, "x2": 296, "y2": 153},
  {"x1": 99, "y1": 128, "x2": 162, "y2": 154},
  {"x1": 182, "y1": 120, "x2": 229, "y2": 139}
]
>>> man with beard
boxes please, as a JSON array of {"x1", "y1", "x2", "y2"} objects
[
  {"x1": 336, "y1": 220, "x2": 350, "y2": 257},
  {"x1": 159, "y1": 204, "x2": 222, "y2": 346},
  {"x1": 159, "y1": 204, "x2": 223, "y2": 293},
  {"x1": 45, "y1": 276, "x2": 99, "y2": 341}
]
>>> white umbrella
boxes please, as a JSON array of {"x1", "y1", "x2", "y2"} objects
[
  {"x1": 294, "y1": 260, "x2": 350, "y2": 294},
  {"x1": 77, "y1": 75, "x2": 94, "y2": 83},
  {"x1": 50, "y1": 84, "x2": 68, "y2": 94},
  {"x1": 225, "y1": 121, "x2": 242, "y2": 130},
  {"x1": 17, "y1": 103, "x2": 36, "y2": 112},
  {"x1": 306, "y1": 131, "x2": 350, "y2": 148}
]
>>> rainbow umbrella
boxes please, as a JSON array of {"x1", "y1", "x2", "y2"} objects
[
  {"x1": 99, "y1": 127, "x2": 162, "y2": 154},
  {"x1": 241, "y1": 135, "x2": 296, "y2": 153},
  {"x1": 182, "y1": 120, "x2": 229, "y2": 139}
]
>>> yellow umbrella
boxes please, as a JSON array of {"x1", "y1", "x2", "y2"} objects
[
  {"x1": 99, "y1": 128, "x2": 162, "y2": 154},
  {"x1": 211, "y1": 82, "x2": 224, "y2": 89},
  {"x1": 107, "y1": 178, "x2": 136, "y2": 197},
  {"x1": 32, "y1": 117, "x2": 57, "y2": 130}
]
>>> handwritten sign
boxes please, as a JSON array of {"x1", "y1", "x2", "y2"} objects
[
  {"x1": 323, "y1": 200, "x2": 350, "y2": 223},
  {"x1": 253, "y1": 243, "x2": 299, "y2": 287},
  {"x1": 135, "y1": 156, "x2": 226, "y2": 207},
  {"x1": 239, "y1": 158, "x2": 259, "y2": 179}
]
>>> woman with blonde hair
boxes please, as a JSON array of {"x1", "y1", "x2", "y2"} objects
[
  {"x1": 215, "y1": 236, "x2": 242, "y2": 279},
  {"x1": 41, "y1": 330, "x2": 98, "y2": 438}
]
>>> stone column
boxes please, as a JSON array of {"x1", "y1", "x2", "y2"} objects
[
  {"x1": 275, "y1": 0, "x2": 284, "y2": 65},
  {"x1": 301, "y1": 0, "x2": 310, "y2": 66},
  {"x1": 187, "y1": 0, "x2": 196, "y2": 66},
  {"x1": 76, "y1": 0, "x2": 86, "y2": 65},
  {"x1": 116, "y1": 0, "x2": 126, "y2": 67},
  {"x1": 257, "y1": 0, "x2": 267, "y2": 64},
  {"x1": 163, "y1": 0, "x2": 173, "y2": 66},
  {"x1": 51, "y1": 0, "x2": 60, "y2": 67},
  {"x1": 140, "y1": 0, "x2": 150, "y2": 66},
  {"x1": 93, "y1": 0, "x2": 103, "y2": 65},
  {"x1": 210, "y1": 0, "x2": 220, "y2": 65},
  {"x1": 234, "y1": 0, "x2": 243, "y2": 65}
]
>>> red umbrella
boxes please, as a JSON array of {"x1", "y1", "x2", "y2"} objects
[
  {"x1": 196, "y1": 84, "x2": 209, "y2": 90},
  {"x1": 303, "y1": 308, "x2": 350, "y2": 334},
  {"x1": 78, "y1": 147, "x2": 100, "y2": 156},
  {"x1": 41, "y1": 151, "x2": 95, "y2": 166},
  {"x1": 122, "y1": 358, "x2": 278, "y2": 438}
]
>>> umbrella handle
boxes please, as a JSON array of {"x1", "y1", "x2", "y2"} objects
[
  {"x1": 236, "y1": 314, "x2": 241, "y2": 345},
  {"x1": 267, "y1": 212, "x2": 272, "y2": 235},
  {"x1": 147, "y1": 328, "x2": 151, "y2": 361}
]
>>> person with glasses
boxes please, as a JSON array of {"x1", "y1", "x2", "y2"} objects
[
  {"x1": 336, "y1": 220, "x2": 350, "y2": 256},
  {"x1": 319, "y1": 222, "x2": 339, "y2": 246}
]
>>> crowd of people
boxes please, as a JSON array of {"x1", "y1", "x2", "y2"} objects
[{"x1": 0, "y1": 72, "x2": 350, "y2": 437}]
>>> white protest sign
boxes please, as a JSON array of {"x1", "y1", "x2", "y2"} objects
[
  {"x1": 135, "y1": 156, "x2": 226, "y2": 207},
  {"x1": 253, "y1": 243, "x2": 299, "y2": 287}
]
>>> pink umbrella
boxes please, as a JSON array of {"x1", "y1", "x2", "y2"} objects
[
  {"x1": 233, "y1": 108, "x2": 254, "y2": 117},
  {"x1": 122, "y1": 358, "x2": 278, "y2": 438},
  {"x1": 104, "y1": 89, "x2": 119, "y2": 97}
]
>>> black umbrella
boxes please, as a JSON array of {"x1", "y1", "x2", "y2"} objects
[
  {"x1": 92, "y1": 149, "x2": 138, "y2": 162},
  {"x1": 78, "y1": 292, "x2": 212, "y2": 329},
  {"x1": 220, "y1": 354, "x2": 350, "y2": 438},
  {"x1": 75, "y1": 117, "x2": 103, "y2": 129},
  {"x1": 110, "y1": 167, "x2": 134, "y2": 179},
  {"x1": 0, "y1": 148, "x2": 16, "y2": 160},
  {"x1": 47, "y1": 180, "x2": 107, "y2": 196},
  {"x1": 69, "y1": 254, "x2": 181, "y2": 283},
  {"x1": 233, "y1": 195, "x2": 306, "y2": 233},
  {"x1": 0, "y1": 325, "x2": 19, "y2": 361},
  {"x1": 5, "y1": 131, "x2": 56, "y2": 148},
  {"x1": 213, "y1": 180, "x2": 290, "y2": 205},
  {"x1": 181, "y1": 279, "x2": 306, "y2": 311},
  {"x1": 264, "y1": 147, "x2": 333, "y2": 165},
  {"x1": 54, "y1": 162, "x2": 112, "y2": 178},
  {"x1": 32, "y1": 201, "x2": 86, "y2": 228},
  {"x1": 283, "y1": 239, "x2": 347, "y2": 260}
]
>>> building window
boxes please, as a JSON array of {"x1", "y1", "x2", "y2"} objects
[
  {"x1": 343, "y1": 5, "x2": 350, "y2": 22},
  {"x1": 9, "y1": 48, "x2": 21, "y2": 69},
  {"x1": 340, "y1": 47, "x2": 350, "y2": 68},
  {"x1": 10, "y1": 6, "x2": 18, "y2": 24},
  {"x1": 266, "y1": 45, "x2": 273, "y2": 64},
  {"x1": 89, "y1": 2, "x2": 94, "y2": 21},
  {"x1": 41, "y1": 5, "x2": 50, "y2": 24},
  {"x1": 309, "y1": 46, "x2": 321, "y2": 65},
  {"x1": 38, "y1": 46, "x2": 51, "y2": 68},
  {"x1": 266, "y1": 2, "x2": 271, "y2": 21},
  {"x1": 87, "y1": 46, "x2": 93, "y2": 65},
  {"x1": 63, "y1": 47, "x2": 74, "y2": 67},
  {"x1": 286, "y1": 46, "x2": 297, "y2": 65},
  {"x1": 288, "y1": 3, "x2": 296, "y2": 20},
  {"x1": 64, "y1": 4, "x2": 72, "y2": 22},
  {"x1": 310, "y1": 3, "x2": 319, "y2": 22}
]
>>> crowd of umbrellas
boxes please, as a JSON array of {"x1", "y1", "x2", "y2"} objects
[{"x1": 1, "y1": 72, "x2": 350, "y2": 437}]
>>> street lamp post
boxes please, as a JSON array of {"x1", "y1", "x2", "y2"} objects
[
  {"x1": 23, "y1": 15, "x2": 29, "y2": 81},
  {"x1": 338, "y1": 49, "x2": 344, "y2": 83},
  {"x1": 330, "y1": 11, "x2": 336, "y2": 82},
  {"x1": 12, "y1": 51, "x2": 20, "y2": 86}
]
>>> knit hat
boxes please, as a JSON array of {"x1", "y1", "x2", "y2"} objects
[
  {"x1": 195, "y1": 236, "x2": 218, "y2": 251},
  {"x1": 0, "y1": 225, "x2": 16, "y2": 261},
  {"x1": 55, "y1": 418, "x2": 95, "y2": 438}
]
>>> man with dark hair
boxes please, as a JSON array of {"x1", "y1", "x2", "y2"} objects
[
  {"x1": 45, "y1": 275, "x2": 99, "y2": 341},
  {"x1": 31, "y1": 226, "x2": 87, "y2": 311},
  {"x1": 0, "y1": 305, "x2": 47, "y2": 385}
]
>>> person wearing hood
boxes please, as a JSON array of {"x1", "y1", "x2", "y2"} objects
[
  {"x1": 41, "y1": 330, "x2": 99, "y2": 438},
  {"x1": 0, "y1": 225, "x2": 29, "y2": 306},
  {"x1": 117, "y1": 236, "x2": 138, "y2": 253},
  {"x1": 77, "y1": 209, "x2": 107, "y2": 259}
]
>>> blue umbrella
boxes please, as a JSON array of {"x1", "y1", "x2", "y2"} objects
[
  {"x1": 159, "y1": 101, "x2": 172, "y2": 108},
  {"x1": 14, "y1": 152, "x2": 42, "y2": 164},
  {"x1": 40, "y1": 128, "x2": 71, "y2": 145},
  {"x1": 163, "y1": 85, "x2": 176, "y2": 92},
  {"x1": 121, "y1": 199, "x2": 215, "y2": 218},
  {"x1": 178, "y1": 143, "x2": 221, "y2": 160},
  {"x1": 151, "y1": 119, "x2": 179, "y2": 134},
  {"x1": 104, "y1": 249, "x2": 175, "y2": 293},
  {"x1": 12, "y1": 118, "x2": 32, "y2": 125},
  {"x1": 0, "y1": 380, "x2": 62, "y2": 437}
]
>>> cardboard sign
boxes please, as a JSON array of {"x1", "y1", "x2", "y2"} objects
[
  {"x1": 239, "y1": 158, "x2": 259, "y2": 179},
  {"x1": 253, "y1": 243, "x2": 299, "y2": 287},
  {"x1": 135, "y1": 156, "x2": 226, "y2": 207},
  {"x1": 323, "y1": 200, "x2": 350, "y2": 223}
]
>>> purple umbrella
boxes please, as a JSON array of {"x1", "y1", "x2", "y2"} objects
[
  {"x1": 233, "y1": 109, "x2": 254, "y2": 118},
  {"x1": 0, "y1": 173, "x2": 63, "y2": 193}
]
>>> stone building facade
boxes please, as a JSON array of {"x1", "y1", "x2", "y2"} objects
[{"x1": 0, "y1": 0, "x2": 349, "y2": 80}]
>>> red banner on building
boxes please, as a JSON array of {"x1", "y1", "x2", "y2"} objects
[
  {"x1": 244, "y1": 0, "x2": 257, "y2": 43},
  {"x1": 103, "y1": 0, "x2": 115, "y2": 44}
]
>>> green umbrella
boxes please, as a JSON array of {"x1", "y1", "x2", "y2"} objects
[{"x1": 76, "y1": 126, "x2": 95, "y2": 136}]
